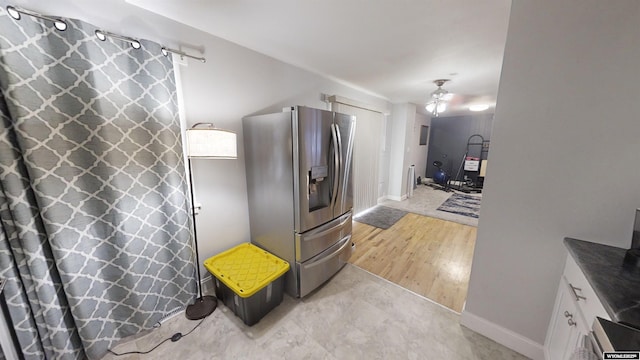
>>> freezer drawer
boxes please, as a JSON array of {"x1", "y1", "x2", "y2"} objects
[
  {"x1": 297, "y1": 235, "x2": 353, "y2": 297},
  {"x1": 295, "y1": 212, "x2": 352, "y2": 262}
]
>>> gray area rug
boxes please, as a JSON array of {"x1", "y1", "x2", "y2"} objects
[
  {"x1": 380, "y1": 185, "x2": 480, "y2": 227},
  {"x1": 436, "y1": 193, "x2": 481, "y2": 219},
  {"x1": 354, "y1": 206, "x2": 408, "y2": 229}
]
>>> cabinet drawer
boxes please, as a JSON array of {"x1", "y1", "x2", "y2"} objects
[{"x1": 563, "y1": 255, "x2": 610, "y2": 325}]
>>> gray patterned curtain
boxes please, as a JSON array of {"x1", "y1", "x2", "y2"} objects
[{"x1": 0, "y1": 6, "x2": 196, "y2": 360}]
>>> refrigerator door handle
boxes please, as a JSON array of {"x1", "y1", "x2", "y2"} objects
[
  {"x1": 304, "y1": 235, "x2": 351, "y2": 269},
  {"x1": 334, "y1": 121, "x2": 345, "y2": 215},
  {"x1": 335, "y1": 122, "x2": 343, "y2": 178},
  {"x1": 301, "y1": 213, "x2": 351, "y2": 241},
  {"x1": 330, "y1": 123, "x2": 340, "y2": 209},
  {"x1": 306, "y1": 172, "x2": 309, "y2": 200}
]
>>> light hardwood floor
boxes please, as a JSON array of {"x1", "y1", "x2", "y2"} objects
[{"x1": 349, "y1": 212, "x2": 477, "y2": 313}]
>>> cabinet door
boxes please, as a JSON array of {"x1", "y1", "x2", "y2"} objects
[
  {"x1": 567, "y1": 326, "x2": 593, "y2": 360},
  {"x1": 563, "y1": 255, "x2": 611, "y2": 323},
  {"x1": 563, "y1": 319, "x2": 582, "y2": 360},
  {"x1": 546, "y1": 254, "x2": 607, "y2": 360},
  {"x1": 546, "y1": 279, "x2": 581, "y2": 360}
]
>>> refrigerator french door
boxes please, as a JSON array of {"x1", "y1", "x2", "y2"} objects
[{"x1": 243, "y1": 106, "x2": 356, "y2": 297}]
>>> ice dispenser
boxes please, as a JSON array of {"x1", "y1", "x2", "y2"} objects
[{"x1": 308, "y1": 165, "x2": 330, "y2": 211}]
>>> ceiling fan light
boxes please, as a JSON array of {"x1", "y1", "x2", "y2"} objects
[
  {"x1": 426, "y1": 101, "x2": 447, "y2": 115},
  {"x1": 431, "y1": 88, "x2": 448, "y2": 99},
  {"x1": 469, "y1": 104, "x2": 490, "y2": 112},
  {"x1": 426, "y1": 79, "x2": 451, "y2": 116},
  {"x1": 426, "y1": 103, "x2": 435, "y2": 112}
]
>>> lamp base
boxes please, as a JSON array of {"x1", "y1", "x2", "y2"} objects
[{"x1": 185, "y1": 295, "x2": 217, "y2": 320}]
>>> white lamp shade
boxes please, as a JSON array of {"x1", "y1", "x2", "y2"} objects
[{"x1": 186, "y1": 128, "x2": 237, "y2": 159}]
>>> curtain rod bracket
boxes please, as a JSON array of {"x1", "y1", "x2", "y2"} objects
[
  {"x1": 6, "y1": 5, "x2": 67, "y2": 31},
  {"x1": 161, "y1": 47, "x2": 206, "y2": 63}
]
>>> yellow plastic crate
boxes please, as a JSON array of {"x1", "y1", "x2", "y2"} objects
[{"x1": 204, "y1": 243, "x2": 289, "y2": 298}]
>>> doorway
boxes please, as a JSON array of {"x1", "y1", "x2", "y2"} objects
[{"x1": 350, "y1": 111, "x2": 492, "y2": 313}]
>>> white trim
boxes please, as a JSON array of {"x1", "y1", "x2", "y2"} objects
[
  {"x1": 386, "y1": 195, "x2": 403, "y2": 201},
  {"x1": 460, "y1": 310, "x2": 545, "y2": 360},
  {"x1": 201, "y1": 274, "x2": 215, "y2": 296},
  {"x1": 328, "y1": 95, "x2": 389, "y2": 114}
]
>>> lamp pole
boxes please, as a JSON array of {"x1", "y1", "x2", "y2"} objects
[
  {"x1": 184, "y1": 124, "x2": 236, "y2": 319},
  {"x1": 185, "y1": 157, "x2": 217, "y2": 320}
]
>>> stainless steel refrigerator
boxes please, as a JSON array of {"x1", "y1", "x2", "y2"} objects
[{"x1": 243, "y1": 106, "x2": 356, "y2": 297}]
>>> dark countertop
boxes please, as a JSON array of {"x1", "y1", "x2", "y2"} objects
[{"x1": 564, "y1": 237, "x2": 640, "y2": 329}]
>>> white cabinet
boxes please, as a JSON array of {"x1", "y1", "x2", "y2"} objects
[
  {"x1": 544, "y1": 255, "x2": 610, "y2": 360},
  {"x1": 562, "y1": 254, "x2": 610, "y2": 325},
  {"x1": 545, "y1": 277, "x2": 588, "y2": 359}
]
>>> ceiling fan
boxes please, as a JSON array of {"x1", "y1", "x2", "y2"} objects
[{"x1": 425, "y1": 79, "x2": 453, "y2": 117}]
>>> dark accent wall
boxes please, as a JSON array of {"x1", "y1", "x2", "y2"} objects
[{"x1": 425, "y1": 114, "x2": 493, "y2": 179}]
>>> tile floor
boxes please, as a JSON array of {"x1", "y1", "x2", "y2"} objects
[
  {"x1": 103, "y1": 265, "x2": 528, "y2": 359},
  {"x1": 380, "y1": 185, "x2": 479, "y2": 227}
]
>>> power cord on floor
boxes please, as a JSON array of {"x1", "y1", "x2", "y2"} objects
[{"x1": 107, "y1": 316, "x2": 207, "y2": 356}]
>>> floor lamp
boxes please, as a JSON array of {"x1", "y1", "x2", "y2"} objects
[{"x1": 184, "y1": 123, "x2": 237, "y2": 320}]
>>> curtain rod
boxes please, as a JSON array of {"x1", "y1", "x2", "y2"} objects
[
  {"x1": 162, "y1": 47, "x2": 206, "y2": 63},
  {"x1": 5, "y1": 5, "x2": 206, "y2": 63},
  {"x1": 95, "y1": 29, "x2": 141, "y2": 49}
]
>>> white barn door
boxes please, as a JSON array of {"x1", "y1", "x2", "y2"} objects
[{"x1": 330, "y1": 97, "x2": 386, "y2": 215}]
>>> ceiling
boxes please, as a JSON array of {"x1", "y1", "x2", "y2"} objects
[{"x1": 126, "y1": 0, "x2": 511, "y2": 115}]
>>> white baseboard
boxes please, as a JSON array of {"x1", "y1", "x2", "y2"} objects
[
  {"x1": 460, "y1": 310, "x2": 545, "y2": 360},
  {"x1": 201, "y1": 275, "x2": 215, "y2": 296},
  {"x1": 386, "y1": 195, "x2": 402, "y2": 201}
]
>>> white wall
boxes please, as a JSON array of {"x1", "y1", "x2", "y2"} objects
[
  {"x1": 16, "y1": 0, "x2": 390, "y2": 278},
  {"x1": 387, "y1": 103, "x2": 416, "y2": 200},
  {"x1": 401, "y1": 104, "x2": 418, "y2": 195},
  {"x1": 388, "y1": 104, "x2": 407, "y2": 200},
  {"x1": 379, "y1": 114, "x2": 392, "y2": 201},
  {"x1": 410, "y1": 112, "x2": 430, "y2": 179},
  {"x1": 463, "y1": 0, "x2": 640, "y2": 358}
]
